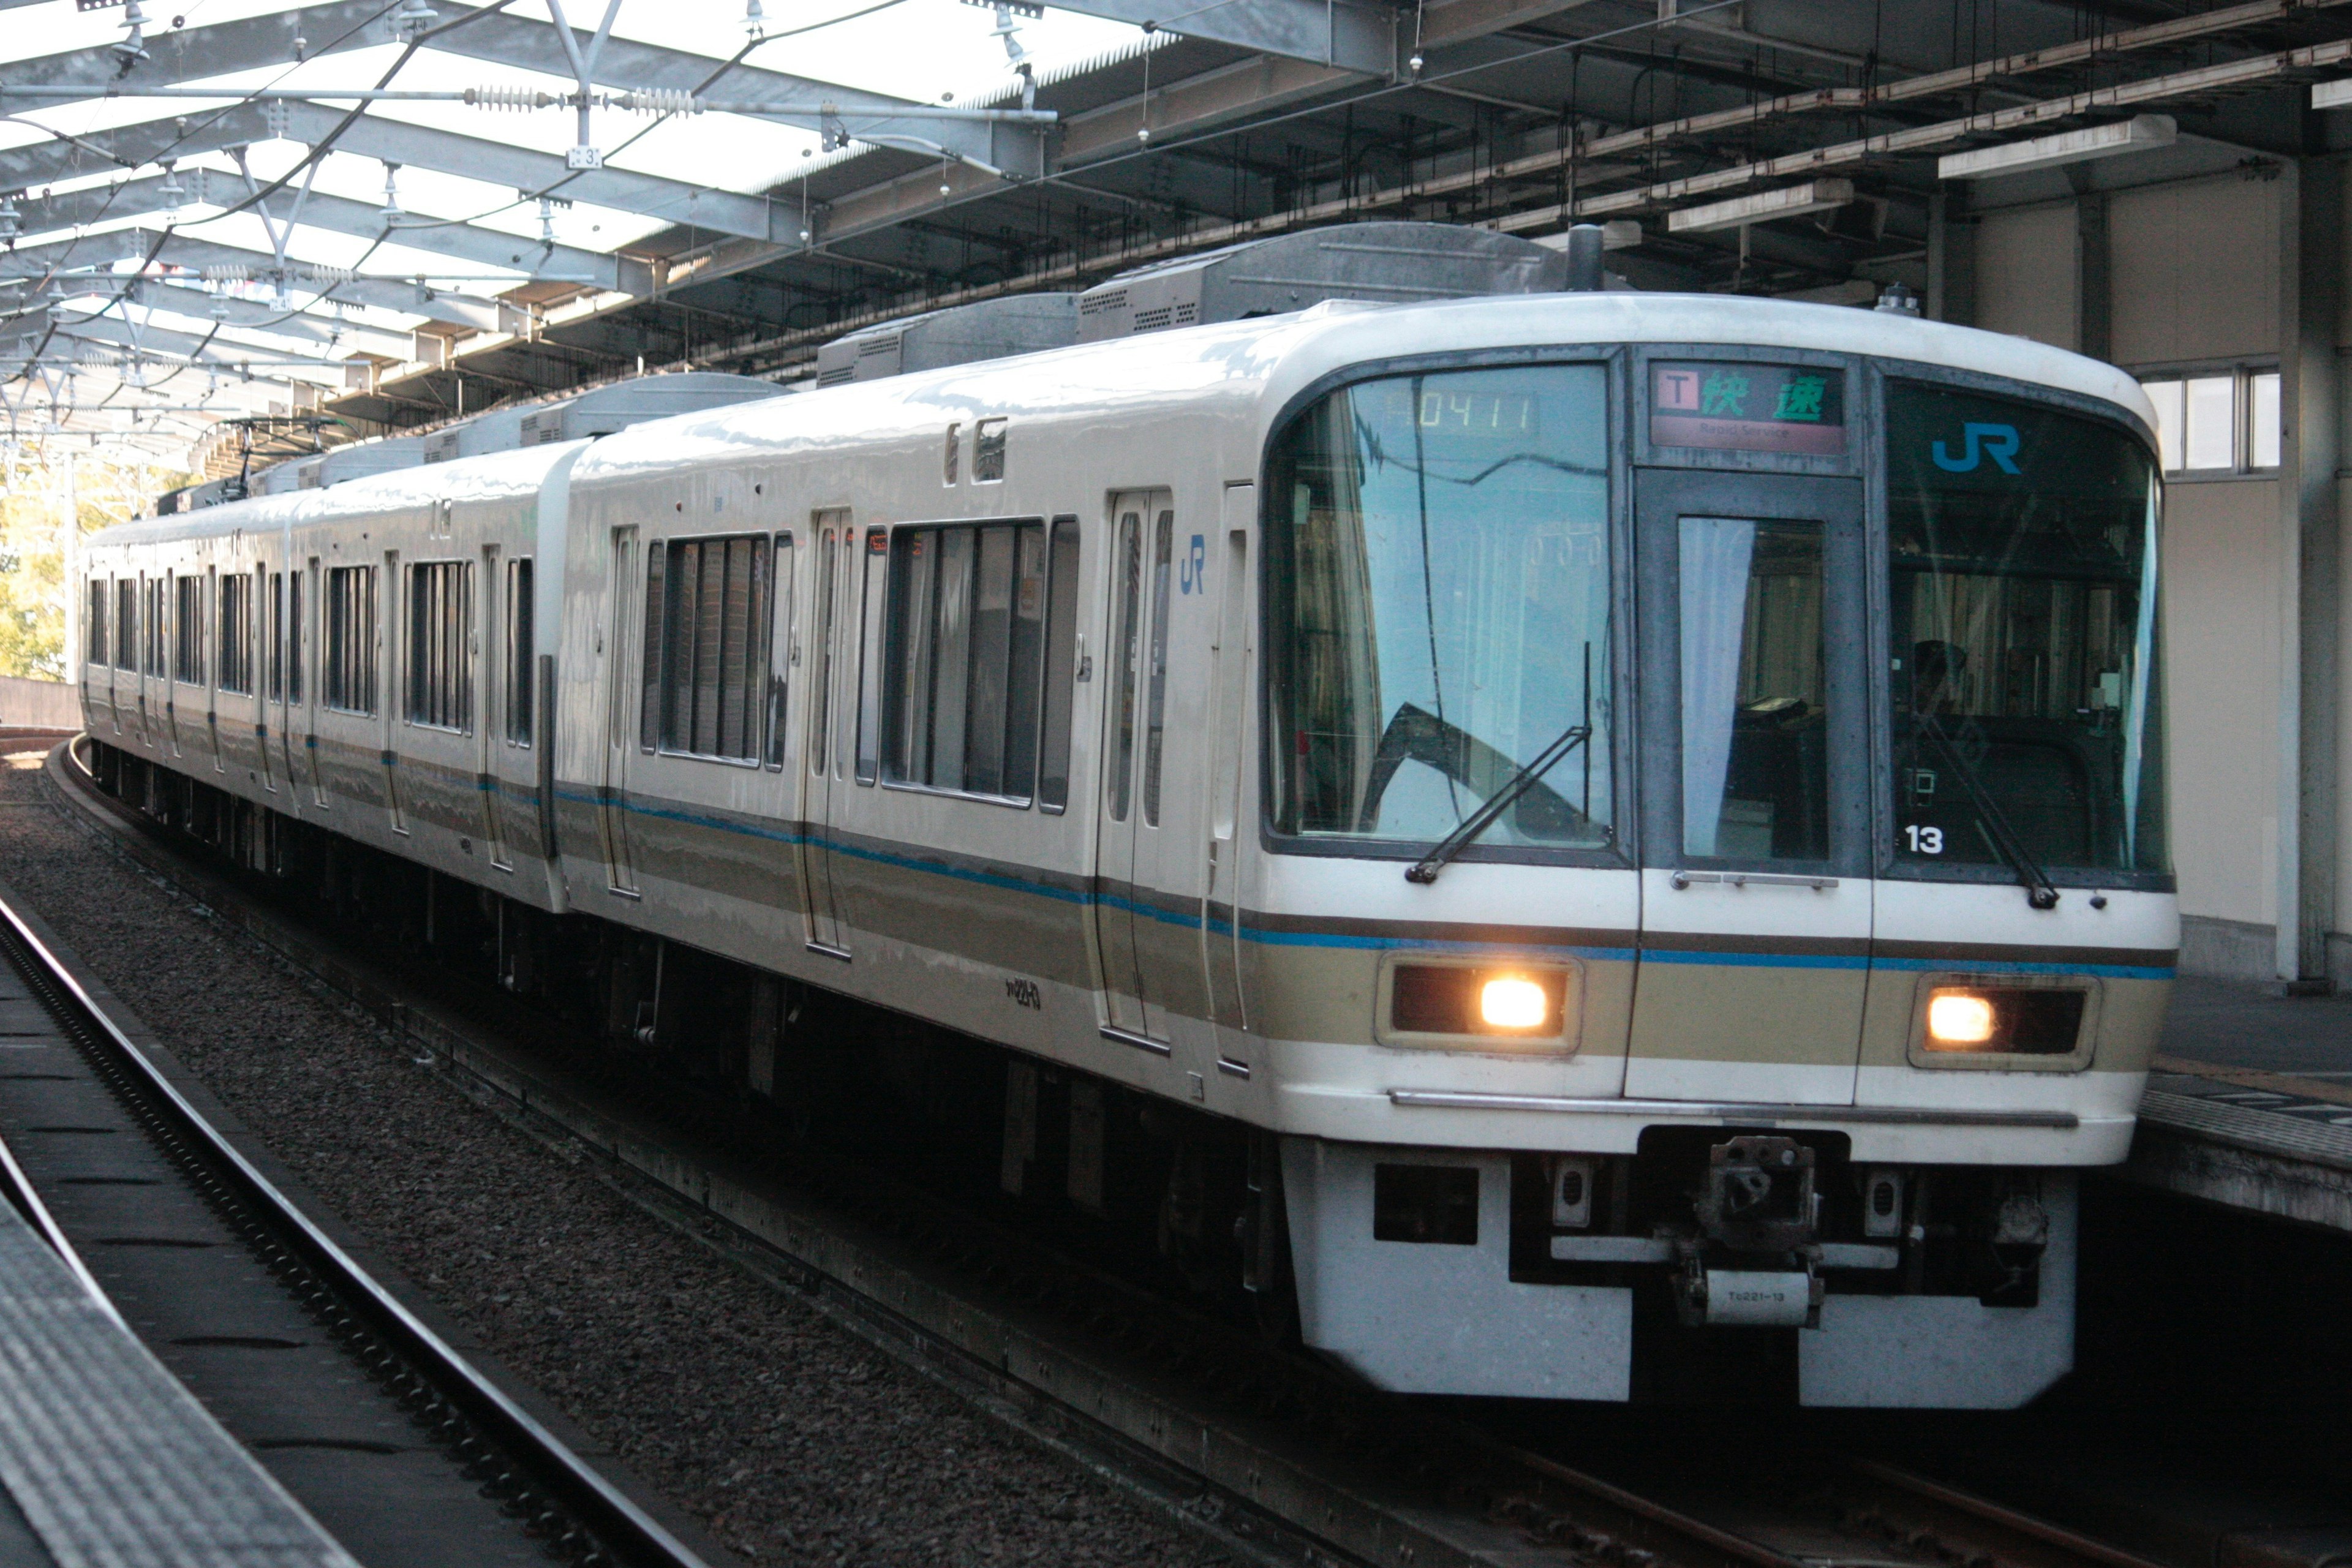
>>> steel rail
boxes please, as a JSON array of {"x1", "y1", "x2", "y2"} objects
[{"x1": 0, "y1": 883, "x2": 713, "y2": 1568}]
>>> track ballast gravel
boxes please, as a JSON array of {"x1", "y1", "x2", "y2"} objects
[{"x1": 0, "y1": 747, "x2": 1226, "y2": 1568}]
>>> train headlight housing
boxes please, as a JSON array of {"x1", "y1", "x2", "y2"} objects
[
  {"x1": 1915, "y1": 979, "x2": 2095, "y2": 1065},
  {"x1": 1382, "y1": 960, "x2": 1575, "y2": 1050}
]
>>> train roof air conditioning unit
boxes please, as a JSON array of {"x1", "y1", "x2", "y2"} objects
[
  {"x1": 418, "y1": 372, "x2": 783, "y2": 459},
  {"x1": 814, "y1": 294, "x2": 1080, "y2": 385},
  {"x1": 1074, "y1": 221, "x2": 1571, "y2": 343}
]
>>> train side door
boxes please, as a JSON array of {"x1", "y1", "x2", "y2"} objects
[
  {"x1": 1202, "y1": 484, "x2": 1253, "y2": 1034},
  {"x1": 1091, "y1": 490, "x2": 1182, "y2": 1045},
  {"x1": 1627, "y1": 470, "x2": 1871, "y2": 1106},
  {"x1": 799, "y1": 513, "x2": 852, "y2": 957},
  {"x1": 598, "y1": 526, "x2": 642, "y2": 895},
  {"x1": 764, "y1": 530, "x2": 802, "y2": 922}
]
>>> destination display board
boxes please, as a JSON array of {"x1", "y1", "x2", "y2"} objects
[{"x1": 1651, "y1": 362, "x2": 1846, "y2": 455}]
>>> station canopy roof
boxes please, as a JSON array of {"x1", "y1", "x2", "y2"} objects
[{"x1": 1, "y1": 0, "x2": 2348, "y2": 459}]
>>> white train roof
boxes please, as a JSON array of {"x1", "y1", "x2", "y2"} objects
[
  {"x1": 564, "y1": 290, "x2": 2153, "y2": 485},
  {"x1": 94, "y1": 292, "x2": 2152, "y2": 551},
  {"x1": 88, "y1": 440, "x2": 586, "y2": 552}
]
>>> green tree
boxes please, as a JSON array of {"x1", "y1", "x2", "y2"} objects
[{"x1": 0, "y1": 446, "x2": 189, "y2": 680}]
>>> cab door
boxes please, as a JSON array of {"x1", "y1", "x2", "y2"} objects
[
  {"x1": 1627, "y1": 470, "x2": 1871, "y2": 1106},
  {"x1": 1091, "y1": 491, "x2": 1177, "y2": 1045}
]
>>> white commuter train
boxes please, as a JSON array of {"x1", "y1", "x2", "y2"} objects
[{"x1": 78, "y1": 287, "x2": 2174, "y2": 1408}]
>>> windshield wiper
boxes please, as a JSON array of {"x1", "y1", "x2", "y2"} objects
[
  {"x1": 1406, "y1": 721, "x2": 1593, "y2": 884},
  {"x1": 1914, "y1": 714, "x2": 2060, "y2": 910}
]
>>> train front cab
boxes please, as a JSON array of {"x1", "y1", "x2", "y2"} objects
[{"x1": 1253, "y1": 336, "x2": 2173, "y2": 1407}]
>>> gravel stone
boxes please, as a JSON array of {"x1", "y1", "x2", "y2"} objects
[{"x1": 0, "y1": 747, "x2": 1227, "y2": 1568}]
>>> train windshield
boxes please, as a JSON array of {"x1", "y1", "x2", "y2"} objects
[
  {"x1": 1262, "y1": 363, "x2": 1614, "y2": 851},
  {"x1": 1886, "y1": 382, "x2": 2167, "y2": 877}
]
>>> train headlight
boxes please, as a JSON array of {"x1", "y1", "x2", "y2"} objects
[
  {"x1": 1479, "y1": 976, "x2": 1548, "y2": 1030},
  {"x1": 1925, "y1": 990, "x2": 1997, "y2": 1047}
]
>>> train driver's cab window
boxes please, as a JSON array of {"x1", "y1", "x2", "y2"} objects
[
  {"x1": 325, "y1": 565, "x2": 379, "y2": 715},
  {"x1": 643, "y1": 535, "x2": 771, "y2": 763},
  {"x1": 1679, "y1": 518, "x2": 1828, "y2": 862},
  {"x1": 405, "y1": 561, "x2": 472, "y2": 732},
  {"x1": 1262, "y1": 363, "x2": 1615, "y2": 853},
  {"x1": 85, "y1": 579, "x2": 107, "y2": 667},
  {"x1": 1885, "y1": 382, "x2": 2166, "y2": 877},
  {"x1": 880, "y1": 517, "x2": 1080, "y2": 807}
]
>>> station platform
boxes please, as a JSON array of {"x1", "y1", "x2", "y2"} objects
[
  {"x1": 2120, "y1": 978, "x2": 2352, "y2": 1234},
  {"x1": 0, "y1": 1145, "x2": 355, "y2": 1567}
]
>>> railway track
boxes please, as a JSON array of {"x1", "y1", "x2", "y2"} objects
[
  {"x1": 38, "y1": 736, "x2": 2189, "y2": 1568},
  {"x1": 0, "y1": 846, "x2": 714, "y2": 1568}
]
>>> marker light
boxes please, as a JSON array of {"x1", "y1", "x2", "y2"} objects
[
  {"x1": 1926, "y1": 990, "x2": 1997, "y2": 1047},
  {"x1": 1479, "y1": 976, "x2": 1549, "y2": 1031}
]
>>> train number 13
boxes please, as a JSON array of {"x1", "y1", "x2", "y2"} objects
[{"x1": 1904, "y1": 824, "x2": 1944, "y2": 855}]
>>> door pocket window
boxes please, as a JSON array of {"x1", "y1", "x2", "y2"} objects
[{"x1": 1679, "y1": 516, "x2": 1827, "y2": 862}]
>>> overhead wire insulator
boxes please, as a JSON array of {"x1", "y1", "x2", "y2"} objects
[
  {"x1": 202, "y1": 265, "x2": 254, "y2": 282},
  {"x1": 463, "y1": 86, "x2": 557, "y2": 110},
  {"x1": 610, "y1": 88, "x2": 699, "y2": 116}
]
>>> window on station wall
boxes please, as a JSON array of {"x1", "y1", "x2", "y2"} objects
[
  {"x1": 2139, "y1": 366, "x2": 2281, "y2": 475},
  {"x1": 173, "y1": 574, "x2": 206, "y2": 685},
  {"x1": 85, "y1": 579, "x2": 107, "y2": 666},
  {"x1": 881, "y1": 516, "x2": 1080, "y2": 807},
  {"x1": 406, "y1": 560, "x2": 472, "y2": 732},
  {"x1": 644, "y1": 535, "x2": 771, "y2": 763},
  {"x1": 325, "y1": 565, "x2": 379, "y2": 715},
  {"x1": 217, "y1": 571, "x2": 254, "y2": 695}
]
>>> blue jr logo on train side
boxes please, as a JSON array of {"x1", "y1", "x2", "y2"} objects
[
  {"x1": 1178, "y1": 533, "x2": 1207, "y2": 594},
  {"x1": 1931, "y1": 422, "x2": 2022, "y2": 475}
]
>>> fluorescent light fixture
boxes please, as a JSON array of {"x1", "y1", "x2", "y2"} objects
[
  {"x1": 1666, "y1": 178, "x2": 1855, "y2": 235},
  {"x1": 2315, "y1": 78, "x2": 2352, "y2": 111},
  {"x1": 1937, "y1": 114, "x2": 2175, "y2": 180}
]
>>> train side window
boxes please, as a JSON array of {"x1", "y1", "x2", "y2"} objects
[
  {"x1": 766, "y1": 534, "x2": 794, "y2": 769},
  {"x1": 267, "y1": 573, "x2": 284, "y2": 701},
  {"x1": 218, "y1": 571, "x2": 254, "y2": 695},
  {"x1": 809, "y1": 516, "x2": 844, "y2": 777},
  {"x1": 325, "y1": 565, "x2": 379, "y2": 715},
  {"x1": 856, "y1": 528, "x2": 888, "y2": 786},
  {"x1": 406, "y1": 561, "x2": 472, "y2": 733},
  {"x1": 85, "y1": 579, "x2": 107, "y2": 668},
  {"x1": 505, "y1": 559, "x2": 533, "y2": 746},
  {"x1": 1036, "y1": 517, "x2": 1080, "y2": 813},
  {"x1": 115, "y1": 580, "x2": 136, "y2": 671},
  {"x1": 1142, "y1": 507, "x2": 1174, "y2": 827},
  {"x1": 646, "y1": 533, "x2": 771, "y2": 764},
  {"x1": 881, "y1": 518, "x2": 1050, "y2": 803},
  {"x1": 174, "y1": 573, "x2": 206, "y2": 686},
  {"x1": 287, "y1": 568, "x2": 304, "y2": 706},
  {"x1": 145, "y1": 578, "x2": 166, "y2": 679},
  {"x1": 1107, "y1": 510, "x2": 1144, "y2": 823}
]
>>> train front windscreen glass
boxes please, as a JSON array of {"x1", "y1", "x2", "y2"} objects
[
  {"x1": 1262, "y1": 363, "x2": 1616, "y2": 851},
  {"x1": 1885, "y1": 380, "x2": 2167, "y2": 878}
]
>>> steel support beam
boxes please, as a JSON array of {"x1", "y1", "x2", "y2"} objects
[
  {"x1": 11, "y1": 168, "x2": 641, "y2": 291},
  {"x1": 0, "y1": 228, "x2": 511, "y2": 331},
  {"x1": 1048, "y1": 0, "x2": 1398, "y2": 76}
]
